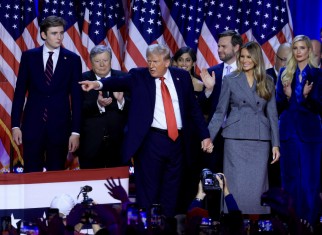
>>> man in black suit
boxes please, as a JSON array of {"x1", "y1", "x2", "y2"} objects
[
  {"x1": 11, "y1": 16, "x2": 82, "y2": 172},
  {"x1": 266, "y1": 43, "x2": 291, "y2": 84},
  {"x1": 78, "y1": 45, "x2": 129, "y2": 169}
]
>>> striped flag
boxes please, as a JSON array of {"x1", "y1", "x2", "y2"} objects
[
  {"x1": 160, "y1": 0, "x2": 208, "y2": 57},
  {"x1": 39, "y1": 0, "x2": 89, "y2": 72},
  {"x1": 80, "y1": 0, "x2": 126, "y2": 70},
  {"x1": 123, "y1": 0, "x2": 165, "y2": 71},
  {"x1": 0, "y1": 0, "x2": 39, "y2": 171},
  {"x1": 196, "y1": 0, "x2": 293, "y2": 72}
]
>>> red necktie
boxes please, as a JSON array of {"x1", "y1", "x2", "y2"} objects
[
  {"x1": 159, "y1": 77, "x2": 178, "y2": 141},
  {"x1": 45, "y1": 52, "x2": 54, "y2": 85}
]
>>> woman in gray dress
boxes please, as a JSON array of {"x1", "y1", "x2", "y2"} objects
[{"x1": 208, "y1": 41, "x2": 280, "y2": 214}]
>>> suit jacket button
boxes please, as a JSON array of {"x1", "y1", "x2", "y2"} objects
[
  {"x1": 257, "y1": 102, "x2": 259, "y2": 104},
  {"x1": 243, "y1": 101, "x2": 246, "y2": 103}
]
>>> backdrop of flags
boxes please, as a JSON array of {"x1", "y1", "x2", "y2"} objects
[{"x1": 0, "y1": 0, "x2": 293, "y2": 171}]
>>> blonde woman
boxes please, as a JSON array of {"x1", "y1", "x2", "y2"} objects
[
  {"x1": 208, "y1": 41, "x2": 280, "y2": 214},
  {"x1": 276, "y1": 35, "x2": 322, "y2": 227}
]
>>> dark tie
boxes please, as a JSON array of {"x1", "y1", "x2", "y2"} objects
[
  {"x1": 159, "y1": 77, "x2": 178, "y2": 141},
  {"x1": 45, "y1": 52, "x2": 54, "y2": 85},
  {"x1": 43, "y1": 52, "x2": 54, "y2": 122}
]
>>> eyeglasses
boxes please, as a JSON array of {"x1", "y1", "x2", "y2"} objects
[{"x1": 276, "y1": 54, "x2": 287, "y2": 62}]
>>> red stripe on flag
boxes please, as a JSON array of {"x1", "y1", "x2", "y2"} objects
[
  {"x1": 0, "y1": 40, "x2": 20, "y2": 76},
  {"x1": 198, "y1": 37, "x2": 218, "y2": 67},
  {"x1": 126, "y1": 37, "x2": 147, "y2": 67},
  {"x1": 261, "y1": 41, "x2": 275, "y2": 66},
  {"x1": 163, "y1": 23, "x2": 179, "y2": 55},
  {"x1": 275, "y1": 30, "x2": 287, "y2": 44},
  {"x1": 106, "y1": 28, "x2": 123, "y2": 69}
]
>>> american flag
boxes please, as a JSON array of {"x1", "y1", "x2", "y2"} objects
[
  {"x1": 80, "y1": 0, "x2": 126, "y2": 70},
  {"x1": 39, "y1": 0, "x2": 89, "y2": 71},
  {"x1": 0, "y1": 0, "x2": 39, "y2": 171},
  {"x1": 196, "y1": 0, "x2": 293, "y2": 72},
  {"x1": 0, "y1": 0, "x2": 293, "y2": 171},
  {"x1": 161, "y1": 0, "x2": 208, "y2": 56},
  {"x1": 123, "y1": 0, "x2": 165, "y2": 71}
]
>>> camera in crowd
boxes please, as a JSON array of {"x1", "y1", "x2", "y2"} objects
[
  {"x1": 201, "y1": 168, "x2": 223, "y2": 191},
  {"x1": 77, "y1": 185, "x2": 95, "y2": 225}
]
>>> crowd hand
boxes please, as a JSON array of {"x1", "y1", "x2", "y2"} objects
[
  {"x1": 215, "y1": 173, "x2": 230, "y2": 196},
  {"x1": 200, "y1": 68, "x2": 216, "y2": 91},
  {"x1": 104, "y1": 177, "x2": 130, "y2": 203},
  {"x1": 282, "y1": 81, "x2": 292, "y2": 99},
  {"x1": 303, "y1": 80, "x2": 313, "y2": 98},
  {"x1": 12, "y1": 128, "x2": 22, "y2": 146},
  {"x1": 66, "y1": 204, "x2": 87, "y2": 228},
  {"x1": 201, "y1": 138, "x2": 214, "y2": 153},
  {"x1": 113, "y1": 92, "x2": 124, "y2": 103},
  {"x1": 69, "y1": 134, "x2": 79, "y2": 152},
  {"x1": 271, "y1": 146, "x2": 280, "y2": 164},
  {"x1": 196, "y1": 181, "x2": 206, "y2": 200},
  {"x1": 90, "y1": 204, "x2": 117, "y2": 227},
  {"x1": 79, "y1": 80, "x2": 99, "y2": 91},
  {"x1": 98, "y1": 91, "x2": 113, "y2": 107}
]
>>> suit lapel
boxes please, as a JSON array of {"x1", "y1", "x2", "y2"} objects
[
  {"x1": 145, "y1": 70, "x2": 157, "y2": 113},
  {"x1": 236, "y1": 73, "x2": 258, "y2": 109},
  {"x1": 169, "y1": 68, "x2": 184, "y2": 116}
]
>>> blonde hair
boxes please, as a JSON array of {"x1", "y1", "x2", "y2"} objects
[
  {"x1": 237, "y1": 41, "x2": 273, "y2": 100},
  {"x1": 281, "y1": 35, "x2": 317, "y2": 84}
]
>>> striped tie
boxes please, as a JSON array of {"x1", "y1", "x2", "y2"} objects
[
  {"x1": 43, "y1": 52, "x2": 54, "y2": 122},
  {"x1": 45, "y1": 52, "x2": 54, "y2": 85}
]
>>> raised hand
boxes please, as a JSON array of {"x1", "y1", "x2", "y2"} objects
[
  {"x1": 200, "y1": 68, "x2": 216, "y2": 92},
  {"x1": 104, "y1": 177, "x2": 130, "y2": 203}
]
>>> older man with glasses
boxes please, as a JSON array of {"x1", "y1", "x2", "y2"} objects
[{"x1": 266, "y1": 43, "x2": 292, "y2": 84}]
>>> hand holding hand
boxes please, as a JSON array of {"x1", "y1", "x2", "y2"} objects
[
  {"x1": 79, "y1": 80, "x2": 100, "y2": 91},
  {"x1": 303, "y1": 80, "x2": 313, "y2": 98},
  {"x1": 201, "y1": 138, "x2": 214, "y2": 153},
  {"x1": 200, "y1": 68, "x2": 216, "y2": 92},
  {"x1": 12, "y1": 128, "x2": 22, "y2": 146},
  {"x1": 271, "y1": 146, "x2": 280, "y2": 164},
  {"x1": 98, "y1": 91, "x2": 113, "y2": 107}
]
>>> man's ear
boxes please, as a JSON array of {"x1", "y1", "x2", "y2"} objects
[{"x1": 41, "y1": 31, "x2": 47, "y2": 41}]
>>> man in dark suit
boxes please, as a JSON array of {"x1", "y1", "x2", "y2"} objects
[
  {"x1": 11, "y1": 16, "x2": 82, "y2": 172},
  {"x1": 78, "y1": 45, "x2": 129, "y2": 169},
  {"x1": 266, "y1": 43, "x2": 291, "y2": 84},
  {"x1": 80, "y1": 44, "x2": 213, "y2": 217},
  {"x1": 200, "y1": 30, "x2": 243, "y2": 122},
  {"x1": 311, "y1": 39, "x2": 322, "y2": 68}
]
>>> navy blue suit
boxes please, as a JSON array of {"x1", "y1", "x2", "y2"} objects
[
  {"x1": 266, "y1": 67, "x2": 278, "y2": 85},
  {"x1": 99, "y1": 67, "x2": 209, "y2": 216},
  {"x1": 11, "y1": 46, "x2": 82, "y2": 172},
  {"x1": 276, "y1": 66, "x2": 322, "y2": 225}
]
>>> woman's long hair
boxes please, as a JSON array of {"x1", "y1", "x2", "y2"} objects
[
  {"x1": 237, "y1": 41, "x2": 273, "y2": 100},
  {"x1": 281, "y1": 35, "x2": 317, "y2": 85}
]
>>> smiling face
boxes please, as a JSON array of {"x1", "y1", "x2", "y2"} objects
[
  {"x1": 147, "y1": 53, "x2": 170, "y2": 78},
  {"x1": 91, "y1": 52, "x2": 111, "y2": 77},
  {"x1": 176, "y1": 52, "x2": 195, "y2": 74},
  {"x1": 41, "y1": 26, "x2": 64, "y2": 50},
  {"x1": 239, "y1": 48, "x2": 255, "y2": 72},
  {"x1": 217, "y1": 36, "x2": 239, "y2": 64},
  {"x1": 292, "y1": 40, "x2": 310, "y2": 64}
]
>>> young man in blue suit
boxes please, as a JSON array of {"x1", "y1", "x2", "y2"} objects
[
  {"x1": 80, "y1": 44, "x2": 213, "y2": 217},
  {"x1": 11, "y1": 16, "x2": 82, "y2": 172}
]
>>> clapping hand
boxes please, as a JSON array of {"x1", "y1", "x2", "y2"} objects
[{"x1": 303, "y1": 80, "x2": 313, "y2": 98}]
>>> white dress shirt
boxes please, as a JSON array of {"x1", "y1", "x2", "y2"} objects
[{"x1": 151, "y1": 69, "x2": 182, "y2": 130}]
